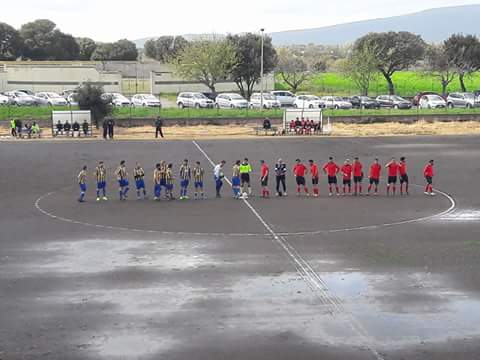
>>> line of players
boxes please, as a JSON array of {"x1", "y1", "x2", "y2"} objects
[{"x1": 77, "y1": 157, "x2": 436, "y2": 202}]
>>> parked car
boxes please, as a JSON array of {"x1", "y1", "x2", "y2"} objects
[
  {"x1": 293, "y1": 95, "x2": 324, "y2": 109},
  {"x1": 4, "y1": 91, "x2": 38, "y2": 106},
  {"x1": 61, "y1": 90, "x2": 76, "y2": 99},
  {"x1": 67, "y1": 93, "x2": 78, "y2": 106},
  {"x1": 348, "y1": 96, "x2": 380, "y2": 109},
  {"x1": 446, "y1": 92, "x2": 479, "y2": 108},
  {"x1": 412, "y1": 92, "x2": 442, "y2": 106},
  {"x1": 202, "y1": 92, "x2": 218, "y2": 101},
  {"x1": 215, "y1": 93, "x2": 249, "y2": 109},
  {"x1": 177, "y1": 92, "x2": 215, "y2": 108},
  {"x1": 271, "y1": 90, "x2": 296, "y2": 107},
  {"x1": 35, "y1": 92, "x2": 69, "y2": 106},
  {"x1": 0, "y1": 93, "x2": 9, "y2": 105},
  {"x1": 320, "y1": 96, "x2": 353, "y2": 110},
  {"x1": 418, "y1": 94, "x2": 447, "y2": 109},
  {"x1": 249, "y1": 93, "x2": 281, "y2": 109},
  {"x1": 103, "y1": 93, "x2": 131, "y2": 107},
  {"x1": 131, "y1": 94, "x2": 162, "y2": 107},
  {"x1": 375, "y1": 95, "x2": 412, "y2": 109},
  {"x1": 17, "y1": 90, "x2": 49, "y2": 106}
]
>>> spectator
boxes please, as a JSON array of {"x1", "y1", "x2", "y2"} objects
[
  {"x1": 263, "y1": 117, "x2": 271, "y2": 130},
  {"x1": 102, "y1": 120, "x2": 108, "y2": 139},
  {"x1": 55, "y1": 121, "x2": 63, "y2": 136},
  {"x1": 155, "y1": 117, "x2": 164, "y2": 138},
  {"x1": 289, "y1": 120, "x2": 295, "y2": 133},
  {"x1": 82, "y1": 120, "x2": 89, "y2": 137},
  {"x1": 31, "y1": 122, "x2": 41, "y2": 138},
  {"x1": 16, "y1": 119, "x2": 22, "y2": 138},
  {"x1": 25, "y1": 122, "x2": 32, "y2": 138},
  {"x1": 107, "y1": 119, "x2": 115, "y2": 139},
  {"x1": 72, "y1": 121, "x2": 80, "y2": 137},
  {"x1": 10, "y1": 119, "x2": 17, "y2": 138},
  {"x1": 294, "y1": 118, "x2": 302, "y2": 134},
  {"x1": 64, "y1": 121, "x2": 71, "y2": 136}
]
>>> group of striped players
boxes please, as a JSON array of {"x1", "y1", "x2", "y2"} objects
[{"x1": 77, "y1": 157, "x2": 436, "y2": 202}]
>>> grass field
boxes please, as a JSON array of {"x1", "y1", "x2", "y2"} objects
[{"x1": 275, "y1": 71, "x2": 480, "y2": 97}]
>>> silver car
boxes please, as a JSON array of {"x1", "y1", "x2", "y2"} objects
[
  {"x1": 131, "y1": 94, "x2": 162, "y2": 108},
  {"x1": 215, "y1": 93, "x2": 249, "y2": 109},
  {"x1": 177, "y1": 92, "x2": 215, "y2": 108},
  {"x1": 446, "y1": 92, "x2": 479, "y2": 108},
  {"x1": 320, "y1": 96, "x2": 353, "y2": 110},
  {"x1": 36, "y1": 92, "x2": 69, "y2": 106},
  {"x1": 0, "y1": 93, "x2": 9, "y2": 105},
  {"x1": 271, "y1": 90, "x2": 296, "y2": 107},
  {"x1": 4, "y1": 91, "x2": 38, "y2": 106}
]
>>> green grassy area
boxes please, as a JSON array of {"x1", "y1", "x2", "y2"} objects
[{"x1": 275, "y1": 71, "x2": 480, "y2": 97}]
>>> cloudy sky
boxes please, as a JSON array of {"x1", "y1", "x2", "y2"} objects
[{"x1": 2, "y1": 0, "x2": 479, "y2": 41}]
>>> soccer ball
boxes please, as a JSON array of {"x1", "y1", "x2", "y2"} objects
[{"x1": 242, "y1": 192, "x2": 248, "y2": 198}]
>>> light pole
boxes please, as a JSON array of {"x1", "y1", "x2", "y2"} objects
[{"x1": 260, "y1": 28, "x2": 265, "y2": 112}]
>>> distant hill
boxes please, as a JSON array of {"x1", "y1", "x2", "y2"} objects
[{"x1": 135, "y1": 5, "x2": 480, "y2": 47}]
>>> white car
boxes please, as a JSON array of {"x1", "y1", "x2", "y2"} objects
[
  {"x1": 293, "y1": 95, "x2": 324, "y2": 109},
  {"x1": 104, "y1": 93, "x2": 131, "y2": 107},
  {"x1": 4, "y1": 91, "x2": 38, "y2": 106},
  {"x1": 0, "y1": 93, "x2": 9, "y2": 105},
  {"x1": 35, "y1": 92, "x2": 69, "y2": 106},
  {"x1": 418, "y1": 94, "x2": 447, "y2": 109},
  {"x1": 132, "y1": 94, "x2": 162, "y2": 107},
  {"x1": 249, "y1": 93, "x2": 281, "y2": 109},
  {"x1": 176, "y1": 92, "x2": 215, "y2": 108},
  {"x1": 320, "y1": 96, "x2": 353, "y2": 110},
  {"x1": 215, "y1": 93, "x2": 249, "y2": 109},
  {"x1": 67, "y1": 93, "x2": 78, "y2": 106},
  {"x1": 271, "y1": 90, "x2": 296, "y2": 107}
]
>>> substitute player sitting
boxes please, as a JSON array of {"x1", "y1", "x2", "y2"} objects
[
  {"x1": 293, "y1": 159, "x2": 309, "y2": 196},
  {"x1": 368, "y1": 158, "x2": 382, "y2": 195},
  {"x1": 193, "y1": 161, "x2": 205, "y2": 199},
  {"x1": 308, "y1": 159, "x2": 320, "y2": 197},
  {"x1": 341, "y1": 159, "x2": 353, "y2": 195},
  {"x1": 385, "y1": 157, "x2": 399, "y2": 196},
  {"x1": 134, "y1": 162, "x2": 147, "y2": 200},
  {"x1": 260, "y1": 160, "x2": 270, "y2": 198},
  {"x1": 78, "y1": 165, "x2": 88, "y2": 203},
  {"x1": 115, "y1": 160, "x2": 129, "y2": 201},
  {"x1": 323, "y1": 157, "x2": 340, "y2": 196},
  {"x1": 94, "y1": 161, "x2": 108, "y2": 201},
  {"x1": 179, "y1": 159, "x2": 191, "y2": 200}
]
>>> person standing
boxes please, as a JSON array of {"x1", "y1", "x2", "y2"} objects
[
  {"x1": 94, "y1": 161, "x2": 108, "y2": 201},
  {"x1": 308, "y1": 160, "x2": 320, "y2": 197},
  {"x1": 368, "y1": 158, "x2": 382, "y2": 195},
  {"x1": 239, "y1": 158, "x2": 253, "y2": 197},
  {"x1": 323, "y1": 157, "x2": 340, "y2": 196},
  {"x1": 293, "y1": 159, "x2": 309, "y2": 196},
  {"x1": 115, "y1": 160, "x2": 129, "y2": 200},
  {"x1": 16, "y1": 119, "x2": 22, "y2": 138},
  {"x1": 341, "y1": 159, "x2": 353, "y2": 195},
  {"x1": 165, "y1": 163, "x2": 175, "y2": 200},
  {"x1": 78, "y1": 166, "x2": 88, "y2": 203},
  {"x1": 153, "y1": 163, "x2": 162, "y2": 201},
  {"x1": 385, "y1": 157, "x2": 399, "y2": 196},
  {"x1": 155, "y1": 117, "x2": 164, "y2": 138},
  {"x1": 352, "y1": 157, "x2": 364, "y2": 195},
  {"x1": 134, "y1": 162, "x2": 147, "y2": 200},
  {"x1": 192, "y1": 161, "x2": 205, "y2": 199},
  {"x1": 179, "y1": 159, "x2": 191, "y2": 200},
  {"x1": 398, "y1": 156, "x2": 409, "y2": 195},
  {"x1": 232, "y1": 160, "x2": 242, "y2": 199},
  {"x1": 214, "y1": 160, "x2": 226, "y2": 198},
  {"x1": 260, "y1": 160, "x2": 270, "y2": 198},
  {"x1": 10, "y1": 119, "x2": 16, "y2": 138},
  {"x1": 82, "y1": 120, "x2": 89, "y2": 137},
  {"x1": 424, "y1": 160, "x2": 435, "y2": 196},
  {"x1": 107, "y1": 119, "x2": 115, "y2": 139},
  {"x1": 275, "y1": 159, "x2": 287, "y2": 196},
  {"x1": 102, "y1": 120, "x2": 108, "y2": 140}
]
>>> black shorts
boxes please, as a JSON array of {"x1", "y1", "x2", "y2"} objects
[
  {"x1": 312, "y1": 177, "x2": 319, "y2": 185},
  {"x1": 425, "y1": 176, "x2": 433, "y2": 184},
  {"x1": 354, "y1": 175, "x2": 363, "y2": 183},
  {"x1": 369, "y1": 178, "x2": 379, "y2": 185},
  {"x1": 400, "y1": 174, "x2": 409, "y2": 184},
  {"x1": 261, "y1": 176, "x2": 268, "y2": 186},
  {"x1": 343, "y1": 178, "x2": 351, "y2": 186},
  {"x1": 388, "y1": 176, "x2": 397, "y2": 184},
  {"x1": 296, "y1": 176, "x2": 306, "y2": 186},
  {"x1": 241, "y1": 173, "x2": 250, "y2": 185},
  {"x1": 328, "y1": 176, "x2": 337, "y2": 184}
]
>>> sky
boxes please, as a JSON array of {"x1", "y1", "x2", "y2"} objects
[{"x1": 2, "y1": 0, "x2": 479, "y2": 41}]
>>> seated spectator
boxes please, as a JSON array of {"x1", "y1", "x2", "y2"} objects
[
  {"x1": 289, "y1": 120, "x2": 295, "y2": 133},
  {"x1": 294, "y1": 118, "x2": 302, "y2": 134},
  {"x1": 55, "y1": 121, "x2": 63, "y2": 136},
  {"x1": 24, "y1": 122, "x2": 32, "y2": 138},
  {"x1": 31, "y1": 122, "x2": 41, "y2": 138},
  {"x1": 82, "y1": 120, "x2": 89, "y2": 137},
  {"x1": 263, "y1": 117, "x2": 272, "y2": 130},
  {"x1": 304, "y1": 120, "x2": 312, "y2": 135},
  {"x1": 72, "y1": 121, "x2": 80, "y2": 137},
  {"x1": 64, "y1": 121, "x2": 72, "y2": 136}
]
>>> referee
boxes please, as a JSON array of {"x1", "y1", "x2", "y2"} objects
[{"x1": 239, "y1": 158, "x2": 253, "y2": 197}]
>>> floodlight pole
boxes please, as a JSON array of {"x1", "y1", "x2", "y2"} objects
[{"x1": 260, "y1": 28, "x2": 265, "y2": 112}]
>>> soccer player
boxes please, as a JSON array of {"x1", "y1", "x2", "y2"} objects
[
  {"x1": 293, "y1": 159, "x2": 309, "y2": 196},
  {"x1": 341, "y1": 159, "x2": 353, "y2": 195},
  {"x1": 323, "y1": 157, "x2": 340, "y2": 196},
  {"x1": 134, "y1": 162, "x2": 147, "y2": 200},
  {"x1": 352, "y1": 157, "x2": 364, "y2": 195},
  {"x1": 424, "y1": 160, "x2": 435, "y2": 196},
  {"x1": 232, "y1": 160, "x2": 241, "y2": 199},
  {"x1": 239, "y1": 158, "x2": 253, "y2": 197},
  {"x1": 78, "y1": 165, "x2": 88, "y2": 203},
  {"x1": 368, "y1": 158, "x2": 382, "y2": 195},
  {"x1": 214, "y1": 160, "x2": 226, "y2": 198},
  {"x1": 165, "y1": 163, "x2": 175, "y2": 200},
  {"x1": 308, "y1": 159, "x2": 320, "y2": 197},
  {"x1": 275, "y1": 159, "x2": 287, "y2": 196},
  {"x1": 94, "y1": 161, "x2": 108, "y2": 201},
  {"x1": 192, "y1": 161, "x2": 205, "y2": 199},
  {"x1": 385, "y1": 157, "x2": 399, "y2": 196},
  {"x1": 179, "y1": 159, "x2": 191, "y2": 200},
  {"x1": 115, "y1": 160, "x2": 129, "y2": 200},
  {"x1": 159, "y1": 161, "x2": 167, "y2": 198},
  {"x1": 260, "y1": 160, "x2": 270, "y2": 198},
  {"x1": 153, "y1": 163, "x2": 162, "y2": 201},
  {"x1": 398, "y1": 156, "x2": 409, "y2": 195}
]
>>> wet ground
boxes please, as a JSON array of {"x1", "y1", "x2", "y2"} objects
[{"x1": 1, "y1": 136, "x2": 480, "y2": 359}]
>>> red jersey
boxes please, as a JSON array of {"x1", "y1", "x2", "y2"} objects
[
  {"x1": 293, "y1": 163, "x2": 307, "y2": 177},
  {"x1": 261, "y1": 164, "x2": 269, "y2": 178},
  {"x1": 370, "y1": 163, "x2": 382, "y2": 179},
  {"x1": 386, "y1": 161, "x2": 399, "y2": 177},
  {"x1": 353, "y1": 161, "x2": 363, "y2": 177},
  {"x1": 341, "y1": 164, "x2": 353, "y2": 179},
  {"x1": 424, "y1": 164, "x2": 434, "y2": 177},
  {"x1": 323, "y1": 162, "x2": 340, "y2": 177},
  {"x1": 310, "y1": 164, "x2": 319, "y2": 178},
  {"x1": 398, "y1": 161, "x2": 407, "y2": 176}
]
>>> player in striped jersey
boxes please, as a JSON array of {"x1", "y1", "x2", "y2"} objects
[
  {"x1": 78, "y1": 165, "x2": 88, "y2": 203},
  {"x1": 115, "y1": 160, "x2": 129, "y2": 200},
  {"x1": 153, "y1": 163, "x2": 162, "y2": 200},
  {"x1": 159, "y1": 161, "x2": 168, "y2": 198},
  {"x1": 134, "y1": 162, "x2": 147, "y2": 200},
  {"x1": 192, "y1": 161, "x2": 205, "y2": 199},
  {"x1": 165, "y1": 163, "x2": 175, "y2": 200},
  {"x1": 232, "y1": 160, "x2": 241, "y2": 199},
  {"x1": 94, "y1": 161, "x2": 108, "y2": 201},
  {"x1": 179, "y1": 159, "x2": 191, "y2": 200}
]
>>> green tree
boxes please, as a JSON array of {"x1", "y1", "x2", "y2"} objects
[
  {"x1": 75, "y1": 83, "x2": 112, "y2": 127},
  {"x1": 76, "y1": 37, "x2": 97, "y2": 61},
  {"x1": 90, "y1": 39, "x2": 138, "y2": 61},
  {"x1": 340, "y1": 44, "x2": 379, "y2": 96},
  {"x1": 276, "y1": 48, "x2": 309, "y2": 92},
  {"x1": 424, "y1": 44, "x2": 456, "y2": 96},
  {"x1": 0, "y1": 22, "x2": 23, "y2": 60},
  {"x1": 355, "y1": 31, "x2": 425, "y2": 95},
  {"x1": 227, "y1": 33, "x2": 278, "y2": 100},
  {"x1": 174, "y1": 38, "x2": 237, "y2": 93},
  {"x1": 90, "y1": 43, "x2": 114, "y2": 61},
  {"x1": 444, "y1": 34, "x2": 480, "y2": 92},
  {"x1": 144, "y1": 35, "x2": 188, "y2": 62}
]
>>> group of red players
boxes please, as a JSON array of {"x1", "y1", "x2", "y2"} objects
[
  {"x1": 258, "y1": 156, "x2": 436, "y2": 198},
  {"x1": 288, "y1": 118, "x2": 322, "y2": 135}
]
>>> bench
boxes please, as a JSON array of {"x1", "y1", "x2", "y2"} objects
[{"x1": 254, "y1": 126, "x2": 278, "y2": 136}]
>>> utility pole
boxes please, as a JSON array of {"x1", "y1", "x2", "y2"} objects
[{"x1": 260, "y1": 28, "x2": 265, "y2": 111}]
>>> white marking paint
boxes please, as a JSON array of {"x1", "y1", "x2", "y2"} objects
[{"x1": 435, "y1": 209, "x2": 480, "y2": 222}]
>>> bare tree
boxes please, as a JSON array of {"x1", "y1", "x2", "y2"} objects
[
  {"x1": 340, "y1": 45, "x2": 379, "y2": 96},
  {"x1": 276, "y1": 48, "x2": 309, "y2": 92},
  {"x1": 424, "y1": 44, "x2": 456, "y2": 96}
]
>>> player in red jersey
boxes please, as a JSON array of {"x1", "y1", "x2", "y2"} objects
[
  {"x1": 368, "y1": 158, "x2": 382, "y2": 195},
  {"x1": 323, "y1": 157, "x2": 340, "y2": 196},
  {"x1": 259, "y1": 160, "x2": 270, "y2": 198},
  {"x1": 398, "y1": 156, "x2": 409, "y2": 195},
  {"x1": 293, "y1": 159, "x2": 309, "y2": 196},
  {"x1": 352, "y1": 157, "x2": 364, "y2": 195},
  {"x1": 385, "y1": 157, "x2": 399, "y2": 196},
  {"x1": 341, "y1": 159, "x2": 353, "y2": 195},
  {"x1": 308, "y1": 159, "x2": 320, "y2": 197},
  {"x1": 424, "y1": 160, "x2": 435, "y2": 196}
]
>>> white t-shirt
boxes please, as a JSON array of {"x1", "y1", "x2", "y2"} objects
[{"x1": 214, "y1": 164, "x2": 224, "y2": 178}]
